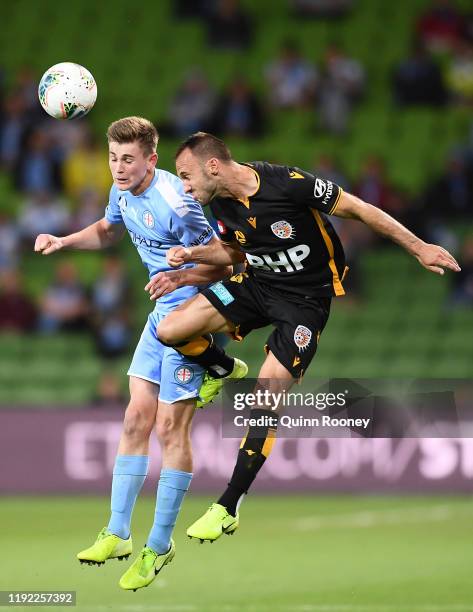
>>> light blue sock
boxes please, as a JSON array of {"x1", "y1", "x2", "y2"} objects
[
  {"x1": 147, "y1": 468, "x2": 192, "y2": 554},
  {"x1": 107, "y1": 455, "x2": 149, "y2": 539}
]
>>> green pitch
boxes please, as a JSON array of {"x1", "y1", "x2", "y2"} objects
[{"x1": 1, "y1": 495, "x2": 472, "y2": 611}]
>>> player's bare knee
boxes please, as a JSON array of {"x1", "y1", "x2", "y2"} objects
[
  {"x1": 156, "y1": 414, "x2": 190, "y2": 448},
  {"x1": 123, "y1": 404, "x2": 155, "y2": 440}
]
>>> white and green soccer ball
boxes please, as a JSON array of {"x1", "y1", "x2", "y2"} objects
[{"x1": 38, "y1": 62, "x2": 97, "y2": 120}]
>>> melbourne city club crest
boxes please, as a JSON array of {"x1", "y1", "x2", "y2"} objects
[
  {"x1": 142, "y1": 210, "x2": 155, "y2": 229},
  {"x1": 294, "y1": 325, "x2": 312, "y2": 352},
  {"x1": 174, "y1": 366, "x2": 194, "y2": 384},
  {"x1": 118, "y1": 196, "x2": 127, "y2": 212},
  {"x1": 271, "y1": 220, "x2": 295, "y2": 239}
]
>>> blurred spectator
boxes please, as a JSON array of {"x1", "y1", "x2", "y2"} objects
[
  {"x1": 69, "y1": 189, "x2": 103, "y2": 233},
  {"x1": 265, "y1": 40, "x2": 317, "y2": 109},
  {"x1": 92, "y1": 370, "x2": 127, "y2": 407},
  {"x1": 211, "y1": 75, "x2": 264, "y2": 138},
  {"x1": 465, "y1": 10, "x2": 473, "y2": 44},
  {"x1": 0, "y1": 269, "x2": 37, "y2": 332},
  {"x1": 382, "y1": 188, "x2": 418, "y2": 228},
  {"x1": 449, "y1": 234, "x2": 473, "y2": 306},
  {"x1": 421, "y1": 151, "x2": 473, "y2": 219},
  {"x1": 446, "y1": 41, "x2": 473, "y2": 105},
  {"x1": 312, "y1": 154, "x2": 350, "y2": 190},
  {"x1": 416, "y1": 0, "x2": 466, "y2": 55},
  {"x1": 356, "y1": 163, "x2": 413, "y2": 226},
  {"x1": 167, "y1": 69, "x2": 215, "y2": 136},
  {"x1": 91, "y1": 255, "x2": 130, "y2": 316},
  {"x1": 291, "y1": 0, "x2": 354, "y2": 18},
  {"x1": 393, "y1": 40, "x2": 447, "y2": 107},
  {"x1": 62, "y1": 130, "x2": 110, "y2": 201},
  {"x1": 93, "y1": 312, "x2": 132, "y2": 359},
  {"x1": 38, "y1": 261, "x2": 89, "y2": 333},
  {"x1": 16, "y1": 128, "x2": 62, "y2": 193},
  {"x1": 0, "y1": 93, "x2": 29, "y2": 171},
  {"x1": 44, "y1": 115, "x2": 91, "y2": 158},
  {"x1": 18, "y1": 190, "x2": 70, "y2": 243},
  {"x1": 206, "y1": 0, "x2": 253, "y2": 51},
  {"x1": 13, "y1": 66, "x2": 41, "y2": 116},
  {"x1": 354, "y1": 156, "x2": 396, "y2": 210},
  {"x1": 0, "y1": 214, "x2": 21, "y2": 270},
  {"x1": 317, "y1": 43, "x2": 365, "y2": 134},
  {"x1": 91, "y1": 255, "x2": 132, "y2": 359}
]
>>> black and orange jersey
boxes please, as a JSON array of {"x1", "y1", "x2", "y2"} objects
[{"x1": 210, "y1": 161, "x2": 347, "y2": 298}]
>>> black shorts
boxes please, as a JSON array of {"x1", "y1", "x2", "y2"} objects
[{"x1": 201, "y1": 272, "x2": 331, "y2": 378}]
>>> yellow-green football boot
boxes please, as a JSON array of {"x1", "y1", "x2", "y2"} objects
[
  {"x1": 187, "y1": 503, "x2": 239, "y2": 542},
  {"x1": 196, "y1": 358, "x2": 248, "y2": 408},
  {"x1": 77, "y1": 527, "x2": 132, "y2": 565},
  {"x1": 119, "y1": 541, "x2": 175, "y2": 591}
]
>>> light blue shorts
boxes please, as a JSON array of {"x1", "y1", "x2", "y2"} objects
[{"x1": 127, "y1": 309, "x2": 205, "y2": 404}]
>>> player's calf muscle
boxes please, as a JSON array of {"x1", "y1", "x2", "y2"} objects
[{"x1": 156, "y1": 402, "x2": 194, "y2": 470}]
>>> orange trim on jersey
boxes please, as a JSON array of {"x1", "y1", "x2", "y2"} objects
[
  {"x1": 311, "y1": 210, "x2": 345, "y2": 296},
  {"x1": 238, "y1": 197, "x2": 251, "y2": 208},
  {"x1": 328, "y1": 187, "x2": 343, "y2": 215}
]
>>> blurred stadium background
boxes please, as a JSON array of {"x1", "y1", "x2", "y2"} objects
[{"x1": 1, "y1": 0, "x2": 473, "y2": 609}]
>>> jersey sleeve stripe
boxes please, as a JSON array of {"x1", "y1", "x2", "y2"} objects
[
  {"x1": 328, "y1": 187, "x2": 343, "y2": 215},
  {"x1": 157, "y1": 175, "x2": 190, "y2": 217},
  {"x1": 311, "y1": 209, "x2": 345, "y2": 296}
]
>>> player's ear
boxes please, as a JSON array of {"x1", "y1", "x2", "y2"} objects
[
  {"x1": 207, "y1": 157, "x2": 219, "y2": 175},
  {"x1": 149, "y1": 152, "x2": 158, "y2": 167}
]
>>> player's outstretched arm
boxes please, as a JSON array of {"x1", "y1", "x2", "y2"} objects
[
  {"x1": 34, "y1": 218, "x2": 125, "y2": 255},
  {"x1": 333, "y1": 191, "x2": 461, "y2": 276},
  {"x1": 167, "y1": 236, "x2": 245, "y2": 267},
  {"x1": 145, "y1": 264, "x2": 232, "y2": 301}
]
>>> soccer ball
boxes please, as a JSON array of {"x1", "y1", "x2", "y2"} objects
[{"x1": 38, "y1": 62, "x2": 97, "y2": 120}]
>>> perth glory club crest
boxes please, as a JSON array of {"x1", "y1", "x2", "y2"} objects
[
  {"x1": 294, "y1": 325, "x2": 312, "y2": 351},
  {"x1": 271, "y1": 220, "x2": 295, "y2": 239}
]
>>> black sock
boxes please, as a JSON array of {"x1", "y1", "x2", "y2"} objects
[
  {"x1": 170, "y1": 333, "x2": 235, "y2": 379},
  {"x1": 218, "y1": 408, "x2": 278, "y2": 516}
]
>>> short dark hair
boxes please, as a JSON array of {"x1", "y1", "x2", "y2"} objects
[
  {"x1": 107, "y1": 116, "x2": 158, "y2": 156},
  {"x1": 175, "y1": 132, "x2": 232, "y2": 162}
]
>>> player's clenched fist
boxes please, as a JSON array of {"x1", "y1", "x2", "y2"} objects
[
  {"x1": 167, "y1": 246, "x2": 191, "y2": 267},
  {"x1": 34, "y1": 234, "x2": 64, "y2": 255},
  {"x1": 145, "y1": 271, "x2": 181, "y2": 301}
]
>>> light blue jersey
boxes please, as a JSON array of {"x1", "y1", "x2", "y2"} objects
[
  {"x1": 106, "y1": 168, "x2": 215, "y2": 313},
  {"x1": 105, "y1": 168, "x2": 216, "y2": 403}
]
